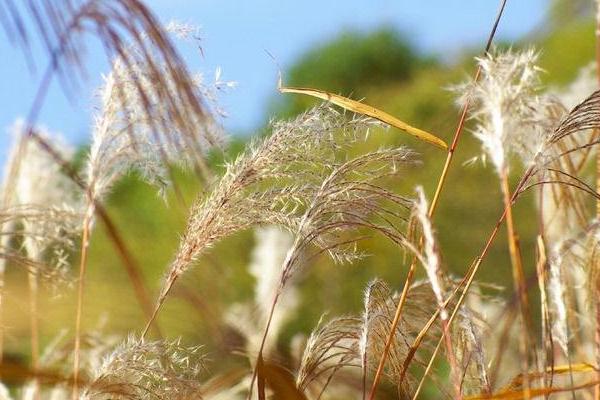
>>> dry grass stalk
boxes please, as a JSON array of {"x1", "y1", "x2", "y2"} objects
[
  {"x1": 0, "y1": 122, "x2": 82, "y2": 399},
  {"x1": 461, "y1": 48, "x2": 551, "y2": 396},
  {"x1": 72, "y1": 22, "x2": 225, "y2": 397},
  {"x1": 411, "y1": 187, "x2": 470, "y2": 397},
  {"x1": 595, "y1": 2, "x2": 600, "y2": 395},
  {"x1": 417, "y1": 85, "x2": 600, "y2": 400},
  {"x1": 296, "y1": 316, "x2": 361, "y2": 398},
  {"x1": 143, "y1": 106, "x2": 417, "y2": 339},
  {"x1": 367, "y1": 4, "x2": 509, "y2": 396}
]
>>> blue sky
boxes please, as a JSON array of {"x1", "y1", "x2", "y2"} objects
[{"x1": 0, "y1": 0, "x2": 549, "y2": 159}]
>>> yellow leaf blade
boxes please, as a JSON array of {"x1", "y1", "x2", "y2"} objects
[
  {"x1": 279, "y1": 86, "x2": 448, "y2": 150},
  {"x1": 466, "y1": 364, "x2": 599, "y2": 400},
  {"x1": 465, "y1": 379, "x2": 600, "y2": 400}
]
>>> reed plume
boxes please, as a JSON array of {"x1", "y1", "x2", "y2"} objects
[
  {"x1": 73, "y1": 21, "x2": 224, "y2": 397},
  {"x1": 144, "y1": 106, "x2": 415, "y2": 336},
  {"x1": 0, "y1": 121, "x2": 83, "y2": 399}
]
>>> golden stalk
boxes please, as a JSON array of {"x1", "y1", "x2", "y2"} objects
[
  {"x1": 595, "y1": 2, "x2": 600, "y2": 397},
  {"x1": 367, "y1": 1, "x2": 509, "y2": 395},
  {"x1": 499, "y1": 167, "x2": 533, "y2": 400},
  {"x1": 72, "y1": 205, "x2": 93, "y2": 400}
]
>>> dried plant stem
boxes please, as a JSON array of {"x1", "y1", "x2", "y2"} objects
[
  {"x1": 72, "y1": 204, "x2": 93, "y2": 400},
  {"x1": 499, "y1": 168, "x2": 534, "y2": 399},
  {"x1": 595, "y1": 3, "x2": 600, "y2": 397},
  {"x1": 141, "y1": 277, "x2": 174, "y2": 339},
  {"x1": 413, "y1": 166, "x2": 535, "y2": 399},
  {"x1": 367, "y1": 2, "x2": 508, "y2": 397},
  {"x1": 429, "y1": 0, "x2": 507, "y2": 212},
  {"x1": 367, "y1": 65, "x2": 476, "y2": 400},
  {"x1": 27, "y1": 268, "x2": 40, "y2": 400},
  {"x1": 0, "y1": 258, "x2": 5, "y2": 364},
  {"x1": 246, "y1": 291, "x2": 281, "y2": 400},
  {"x1": 28, "y1": 128, "x2": 159, "y2": 338},
  {"x1": 367, "y1": 259, "x2": 416, "y2": 400},
  {"x1": 535, "y1": 236, "x2": 554, "y2": 399}
]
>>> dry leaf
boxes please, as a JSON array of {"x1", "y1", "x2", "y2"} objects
[{"x1": 279, "y1": 85, "x2": 448, "y2": 149}]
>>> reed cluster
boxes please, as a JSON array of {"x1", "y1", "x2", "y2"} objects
[{"x1": 3, "y1": 1, "x2": 600, "y2": 399}]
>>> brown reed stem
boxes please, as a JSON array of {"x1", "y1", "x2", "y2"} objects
[
  {"x1": 28, "y1": 268, "x2": 40, "y2": 400},
  {"x1": 412, "y1": 165, "x2": 535, "y2": 398},
  {"x1": 367, "y1": 2, "x2": 508, "y2": 397},
  {"x1": 141, "y1": 274, "x2": 178, "y2": 339},
  {"x1": 0, "y1": 135, "x2": 28, "y2": 364},
  {"x1": 594, "y1": 3, "x2": 600, "y2": 397},
  {"x1": 0, "y1": 259, "x2": 5, "y2": 365},
  {"x1": 500, "y1": 167, "x2": 533, "y2": 399},
  {"x1": 72, "y1": 205, "x2": 93, "y2": 400},
  {"x1": 246, "y1": 291, "x2": 281, "y2": 400}
]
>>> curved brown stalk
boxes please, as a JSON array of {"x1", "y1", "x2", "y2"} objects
[{"x1": 367, "y1": 1, "x2": 508, "y2": 398}]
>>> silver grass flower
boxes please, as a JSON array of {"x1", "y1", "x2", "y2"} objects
[
  {"x1": 359, "y1": 279, "x2": 438, "y2": 396},
  {"x1": 548, "y1": 248, "x2": 569, "y2": 355},
  {"x1": 149, "y1": 106, "x2": 417, "y2": 333},
  {"x1": 11, "y1": 122, "x2": 83, "y2": 260},
  {"x1": 83, "y1": 336, "x2": 205, "y2": 400},
  {"x1": 453, "y1": 308, "x2": 491, "y2": 395},
  {"x1": 458, "y1": 48, "x2": 544, "y2": 174},
  {"x1": 86, "y1": 43, "x2": 223, "y2": 204},
  {"x1": 296, "y1": 316, "x2": 361, "y2": 398},
  {"x1": 225, "y1": 226, "x2": 298, "y2": 359},
  {"x1": 250, "y1": 226, "x2": 297, "y2": 323},
  {"x1": 412, "y1": 186, "x2": 446, "y2": 319},
  {"x1": 549, "y1": 223, "x2": 600, "y2": 350},
  {"x1": 539, "y1": 65, "x2": 599, "y2": 246},
  {"x1": 1, "y1": 121, "x2": 83, "y2": 285}
]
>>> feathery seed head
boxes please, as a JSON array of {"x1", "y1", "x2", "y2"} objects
[
  {"x1": 458, "y1": 48, "x2": 544, "y2": 173},
  {"x1": 86, "y1": 27, "x2": 225, "y2": 203},
  {"x1": 413, "y1": 186, "x2": 446, "y2": 319},
  {"x1": 84, "y1": 335, "x2": 205, "y2": 400}
]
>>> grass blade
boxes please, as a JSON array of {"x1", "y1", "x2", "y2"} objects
[{"x1": 279, "y1": 85, "x2": 448, "y2": 149}]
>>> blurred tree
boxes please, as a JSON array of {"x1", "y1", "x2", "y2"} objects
[
  {"x1": 272, "y1": 27, "x2": 435, "y2": 118},
  {"x1": 547, "y1": 0, "x2": 592, "y2": 27}
]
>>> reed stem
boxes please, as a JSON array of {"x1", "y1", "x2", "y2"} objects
[
  {"x1": 367, "y1": 2, "x2": 508, "y2": 397},
  {"x1": 500, "y1": 167, "x2": 533, "y2": 399},
  {"x1": 28, "y1": 268, "x2": 40, "y2": 400},
  {"x1": 72, "y1": 205, "x2": 93, "y2": 400}
]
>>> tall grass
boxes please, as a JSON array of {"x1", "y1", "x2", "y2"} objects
[{"x1": 3, "y1": 1, "x2": 600, "y2": 399}]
